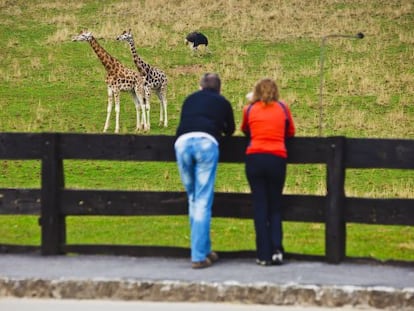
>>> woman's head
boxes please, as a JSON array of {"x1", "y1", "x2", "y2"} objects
[{"x1": 251, "y1": 78, "x2": 279, "y2": 104}]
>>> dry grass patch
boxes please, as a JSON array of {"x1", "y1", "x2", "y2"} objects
[
  {"x1": 98, "y1": 0, "x2": 409, "y2": 43},
  {"x1": 399, "y1": 242, "x2": 414, "y2": 252},
  {"x1": 169, "y1": 64, "x2": 205, "y2": 75},
  {"x1": 36, "y1": 1, "x2": 84, "y2": 10}
]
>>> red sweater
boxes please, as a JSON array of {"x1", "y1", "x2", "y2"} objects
[{"x1": 241, "y1": 101, "x2": 295, "y2": 158}]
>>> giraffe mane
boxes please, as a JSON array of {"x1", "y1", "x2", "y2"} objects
[
  {"x1": 73, "y1": 29, "x2": 92, "y2": 41},
  {"x1": 117, "y1": 29, "x2": 134, "y2": 42}
]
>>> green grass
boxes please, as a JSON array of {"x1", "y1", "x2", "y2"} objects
[
  {"x1": 2, "y1": 215, "x2": 413, "y2": 261},
  {"x1": 0, "y1": 0, "x2": 413, "y2": 262}
]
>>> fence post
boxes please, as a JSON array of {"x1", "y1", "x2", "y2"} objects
[
  {"x1": 40, "y1": 133, "x2": 65, "y2": 255},
  {"x1": 325, "y1": 136, "x2": 346, "y2": 263}
]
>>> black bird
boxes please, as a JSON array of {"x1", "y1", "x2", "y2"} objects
[{"x1": 185, "y1": 32, "x2": 209, "y2": 51}]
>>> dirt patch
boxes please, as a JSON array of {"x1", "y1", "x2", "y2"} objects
[{"x1": 169, "y1": 64, "x2": 204, "y2": 75}]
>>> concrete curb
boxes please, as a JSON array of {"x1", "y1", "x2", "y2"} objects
[{"x1": 1, "y1": 278, "x2": 413, "y2": 310}]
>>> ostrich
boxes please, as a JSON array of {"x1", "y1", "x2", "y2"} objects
[{"x1": 185, "y1": 32, "x2": 209, "y2": 52}]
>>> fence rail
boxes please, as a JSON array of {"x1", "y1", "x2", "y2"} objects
[{"x1": 0, "y1": 133, "x2": 413, "y2": 263}]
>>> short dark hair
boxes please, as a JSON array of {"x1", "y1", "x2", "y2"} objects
[{"x1": 200, "y1": 73, "x2": 221, "y2": 93}]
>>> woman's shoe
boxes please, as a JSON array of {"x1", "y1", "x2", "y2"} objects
[
  {"x1": 272, "y1": 250, "x2": 283, "y2": 265},
  {"x1": 256, "y1": 259, "x2": 272, "y2": 266}
]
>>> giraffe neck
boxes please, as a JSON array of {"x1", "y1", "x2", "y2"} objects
[
  {"x1": 127, "y1": 38, "x2": 151, "y2": 75},
  {"x1": 89, "y1": 36, "x2": 120, "y2": 73}
]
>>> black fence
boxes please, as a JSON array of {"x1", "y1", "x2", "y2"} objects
[{"x1": 0, "y1": 133, "x2": 413, "y2": 264}]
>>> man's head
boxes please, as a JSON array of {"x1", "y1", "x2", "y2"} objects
[{"x1": 200, "y1": 73, "x2": 221, "y2": 93}]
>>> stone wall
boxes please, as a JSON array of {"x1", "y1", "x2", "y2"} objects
[{"x1": 1, "y1": 278, "x2": 413, "y2": 310}]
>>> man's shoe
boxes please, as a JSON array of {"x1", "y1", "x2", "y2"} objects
[
  {"x1": 272, "y1": 250, "x2": 283, "y2": 265},
  {"x1": 256, "y1": 259, "x2": 272, "y2": 266},
  {"x1": 192, "y1": 258, "x2": 212, "y2": 269},
  {"x1": 207, "y1": 251, "x2": 219, "y2": 263}
]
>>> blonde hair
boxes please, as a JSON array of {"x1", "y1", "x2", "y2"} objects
[{"x1": 250, "y1": 78, "x2": 279, "y2": 105}]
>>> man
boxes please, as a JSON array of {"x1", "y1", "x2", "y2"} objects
[{"x1": 175, "y1": 73, "x2": 235, "y2": 269}]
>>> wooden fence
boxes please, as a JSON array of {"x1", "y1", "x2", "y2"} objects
[{"x1": 0, "y1": 133, "x2": 413, "y2": 264}]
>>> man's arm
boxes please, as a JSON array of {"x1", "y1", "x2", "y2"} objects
[{"x1": 223, "y1": 102, "x2": 236, "y2": 136}]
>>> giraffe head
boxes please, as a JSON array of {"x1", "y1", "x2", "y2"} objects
[
  {"x1": 116, "y1": 29, "x2": 133, "y2": 43},
  {"x1": 72, "y1": 30, "x2": 93, "y2": 42}
]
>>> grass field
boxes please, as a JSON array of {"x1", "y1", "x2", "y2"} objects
[{"x1": 0, "y1": 0, "x2": 413, "y2": 261}]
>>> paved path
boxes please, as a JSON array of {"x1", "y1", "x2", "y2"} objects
[
  {"x1": 0, "y1": 254, "x2": 413, "y2": 310},
  {"x1": 0, "y1": 254, "x2": 412, "y2": 288}
]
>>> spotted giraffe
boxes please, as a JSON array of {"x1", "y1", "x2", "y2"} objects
[
  {"x1": 117, "y1": 29, "x2": 168, "y2": 129},
  {"x1": 72, "y1": 30, "x2": 148, "y2": 133}
]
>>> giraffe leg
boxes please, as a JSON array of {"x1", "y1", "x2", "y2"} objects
[
  {"x1": 156, "y1": 88, "x2": 168, "y2": 127},
  {"x1": 104, "y1": 87, "x2": 113, "y2": 132},
  {"x1": 135, "y1": 85, "x2": 148, "y2": 132},
  {"x1": 141, "y1": 96, "x2": 148, "y2": 132},
  {"x1": 131, "y1": 91, "x2": 142, "y2": 132},
  {"x1": 144, "y1": 86, "x2": 151, "y2": 131},
  {"x1": 114, "y1": 92, "x2": 121, "y2": 133},
  {"x1": 144, "y1": 98, "x2": 150, "y2": 132},
  {"x1": 163, "y1": 97, "x2": 168, "y2": 127},
  {"x1": 156, "y1": 91, "x2": 164, "y2": 127}
]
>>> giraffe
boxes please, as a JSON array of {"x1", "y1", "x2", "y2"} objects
[
  {"x1": 116, "y1": 29, "x2": 168, "y2": 129},
  {"x1": 72, "y1": 30, "x2": 148, "y2": 133}
]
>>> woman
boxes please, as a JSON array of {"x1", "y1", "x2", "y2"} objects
[{"x1": 241, "y1": 78, "x2": 295, "y2": 266}]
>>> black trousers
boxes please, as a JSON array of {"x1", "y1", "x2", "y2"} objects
[{"x1": 245, "y1": 153, "x2": 286, "y2": 261}]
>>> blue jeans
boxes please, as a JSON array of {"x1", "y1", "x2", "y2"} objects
[
  {"x1": 175, "y1": 135, "x2": 219, "y2": 262},
  {"x1": 245, "y1": 153, "x2": 286, "y2": 261}
]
